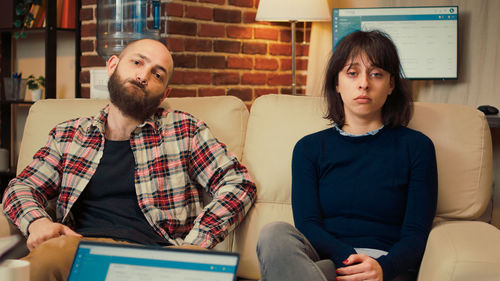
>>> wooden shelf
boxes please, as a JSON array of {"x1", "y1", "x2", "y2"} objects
[
  {"x1": 0, "y1": 0, "x2": 81, "y2": 183},
  {"x1": 0, "y1": 27, "x2": 76, "y2": 32},
  {"x1": 0, "y1": 101, "x2": 35, "y2": 105},
  {"x1": 0, "y1": 0, "x2": 81, "y2": 100}
]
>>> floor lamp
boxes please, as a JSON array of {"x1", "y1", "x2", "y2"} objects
[{"x1": 256, "y1": 0, "x2": 331, "y2": 95}]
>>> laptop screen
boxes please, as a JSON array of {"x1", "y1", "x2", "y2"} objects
[{"x1": 67, "y1": 241, "x2": 239, "y2": 281}]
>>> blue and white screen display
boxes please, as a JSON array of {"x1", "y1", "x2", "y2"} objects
[
  {"x1": 67, "y1": 243, "x2": 238, "y2": 281},
  {"x1": 333, "y1": 7, "x2": 458, "y2": 79}
]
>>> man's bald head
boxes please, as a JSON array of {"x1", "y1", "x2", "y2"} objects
[{"x1": 118, "y1": 39, "x2": 174, "y2": 83}]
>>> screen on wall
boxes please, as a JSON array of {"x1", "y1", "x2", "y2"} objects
[{"x1": 332, "y1": 6, "x2": 458, "y2": 80}]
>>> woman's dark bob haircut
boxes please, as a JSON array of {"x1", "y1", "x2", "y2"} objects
[{"x1": 324, "y1": 30, "x2": 413, "y2": 128}]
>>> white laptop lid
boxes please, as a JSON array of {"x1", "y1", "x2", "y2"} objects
[{"x1": 67, "y1": 241, "x2": 239, "y2": 281}]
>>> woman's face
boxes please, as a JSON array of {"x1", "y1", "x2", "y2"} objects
[{"x1": 336, "y1": 52, "x2": 394, "y2": 125}]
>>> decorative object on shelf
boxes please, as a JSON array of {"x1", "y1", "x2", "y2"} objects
[
  {"x1": 13, "y1": 0, "x2": 44, "y2": 38},
  {"x1": 27, "y1": 75, "x2": 45, "y2": 101},
  {"x1": 61, "y1": 0, "x2": 76, "y2": 29},
  {"x1": 256, "y1": 0, "x2": 331, "y2": 95},
  {"x1": 2, "y1": 74, "x2": 27, "y2": 101}
]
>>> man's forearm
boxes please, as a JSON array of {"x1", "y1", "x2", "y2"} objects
[{"x1": 3, "y1": 180, "x2": 53, "y2": 236}]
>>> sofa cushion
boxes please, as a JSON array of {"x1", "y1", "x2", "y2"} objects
[
  {"x1": 418, "y1": 221, "x2": 500, "y2": 280},
  {"x1": 233, "y1": 95, "x2": 330, "y2": 279}
]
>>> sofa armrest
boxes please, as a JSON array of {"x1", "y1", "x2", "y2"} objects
[{"x1": 418, "y1": 221, "x2": 500, "y2": 281}]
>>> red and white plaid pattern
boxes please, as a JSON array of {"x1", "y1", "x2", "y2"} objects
[{"x1": 2, "y1": 105, "x2": 256, "y2": 248}]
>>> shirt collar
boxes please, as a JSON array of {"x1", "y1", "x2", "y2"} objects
[
  {"x1": 89, "y1": 104, "x2": 164, "y2": 134},
  {"x1": 333, "y1": 124, "x2": 385, "y2": 137}
]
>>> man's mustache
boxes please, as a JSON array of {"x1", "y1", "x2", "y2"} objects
[{"x1": 126, "y1": 79, "x2": 147, "y2": 94}]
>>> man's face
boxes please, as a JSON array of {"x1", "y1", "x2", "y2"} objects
[
  {"x1": 107, "y1": 69, "x2": 164, "y2": 122},
  {"x1": 107, "y1": 39, "x2": 174, "y2": 122}
]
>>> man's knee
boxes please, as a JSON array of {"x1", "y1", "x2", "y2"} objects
[{"x1": 23, "y1": 236, "x2": 81, "y2": 281}]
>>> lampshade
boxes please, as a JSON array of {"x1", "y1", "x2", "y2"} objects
[{"x1": 256, "y1": 0, "x2": 331, "y2": 22}]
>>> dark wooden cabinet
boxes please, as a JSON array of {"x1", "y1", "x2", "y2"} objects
[
  {"x1": 0, "y1": 0, "x2": 81, "y2": 193},
  {"x1": 1, "y1": 0, "x2": 81, "y2": 99}
]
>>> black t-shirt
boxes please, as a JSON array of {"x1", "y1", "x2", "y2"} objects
[{"x1": 72, "y1": 140, "x2": 169, "y2": 245}]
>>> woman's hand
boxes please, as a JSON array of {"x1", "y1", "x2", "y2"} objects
[{"x1": 335, "y1": 254, "x2": 383, "y2": 281}]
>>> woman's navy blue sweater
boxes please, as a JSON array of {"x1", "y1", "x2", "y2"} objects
[{"x1": 291, "y1": 126, "x2": 438, "y2": 280}]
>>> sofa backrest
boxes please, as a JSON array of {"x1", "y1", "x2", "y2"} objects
[
  {"x1": 233, "y1": 94, "x2": 492, "y2": 280},
  {"x1": 16, "y1": 96, "x2": 249, "y2": 252},
  {"x1": 18, "y1": 96, "x2": 249, "y2": 173},
  {"x1": 233, "y1": 95, "x2": 331, "y2": 279},
  {"x1": 408, "y1": 102, "x2": 492, "y2": 222}
]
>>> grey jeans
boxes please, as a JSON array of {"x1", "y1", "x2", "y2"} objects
[
  {"x1": 256, "y1": 221, "x2": 417, "y2": 281},
  {"x1": 256, "y1": 221, "x2": 336, "y2": 281}
]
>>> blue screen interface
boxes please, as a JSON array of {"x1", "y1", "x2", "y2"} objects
[
  {"x1": 332, "y1": 7, "x2": 458, "y2": 79},
  {"x1": 67, "y1": 244, "x2": 238, "y2": 281}
]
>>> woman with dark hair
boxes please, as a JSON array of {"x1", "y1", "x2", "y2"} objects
[{"x1": 256, "y1": 30, "x2": 438, "y2": 281}]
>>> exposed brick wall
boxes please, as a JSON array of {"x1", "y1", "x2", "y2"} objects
[{"x1": 80, "y1": 0, "x2": 311, "y2": 105}]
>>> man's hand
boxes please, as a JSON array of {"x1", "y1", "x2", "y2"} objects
[
  {"x1": 335, "y1": 254, "x2": 383, "y2": 281},
  {"x1": 27, "y1": 217, "x2": 82, "y2": 251}
]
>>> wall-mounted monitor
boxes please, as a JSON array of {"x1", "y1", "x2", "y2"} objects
[{"x1": 332, "y1": 6, "x2": 458, "y2": 80}]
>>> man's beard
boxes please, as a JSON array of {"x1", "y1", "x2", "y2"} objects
[{"x1": 107, "y1": 71, "x2": 164, "y2": 122}]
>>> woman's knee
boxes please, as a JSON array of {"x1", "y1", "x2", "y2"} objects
[
  {"x1": 258, "y1": 221, "x2": 294, "y2": 242},
  {"x1": 257, "y1": 221, "x2": 299, "y2": 253}
]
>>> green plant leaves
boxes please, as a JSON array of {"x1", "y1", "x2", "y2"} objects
[{"x1": 27, "y1": 75, "x2": 45, "y2": 90}]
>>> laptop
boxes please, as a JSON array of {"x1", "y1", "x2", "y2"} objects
[
  {"x1": 67, "y1": 241, "x2": 239, "y2": 281},
  {"x1": 0, "y1": 235, "x2": 23, "y2": 262}
]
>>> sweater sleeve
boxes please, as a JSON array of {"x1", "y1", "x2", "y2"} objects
[
  {"x1": 376, "y1": 134, "x2": 438, "y2": 280},
  {"x1": 291, "y1": 136, "x2": 356, "y2": 268}
]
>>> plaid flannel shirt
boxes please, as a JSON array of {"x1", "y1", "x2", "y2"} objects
[{"x1": 2, "y1": 105, "x2": 256, "y2": 248}]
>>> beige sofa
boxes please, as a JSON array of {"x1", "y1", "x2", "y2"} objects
[{"x1": 1, "y1": 95, "x2": 500, "y2": 280}]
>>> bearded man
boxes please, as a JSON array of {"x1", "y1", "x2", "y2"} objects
[{"x1": 2, "y1": 39, "x2": 256, "y2": 281}]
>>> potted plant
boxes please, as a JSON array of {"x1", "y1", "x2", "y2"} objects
[{"x1": 27, "y1": 74, "x2": 44, "y2": 101}]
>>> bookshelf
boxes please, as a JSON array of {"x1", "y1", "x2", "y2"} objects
[{"x1": 0, "y1": 0, "x2": 81, "y2": 193}]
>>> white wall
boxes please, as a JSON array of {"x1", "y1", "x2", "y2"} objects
[
  {"x1": 14, "y1": 32, "x2": 76, "y2": 100},
  {"x1": 307, "y1": 0, "x2": 500, "y2": 108}
]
